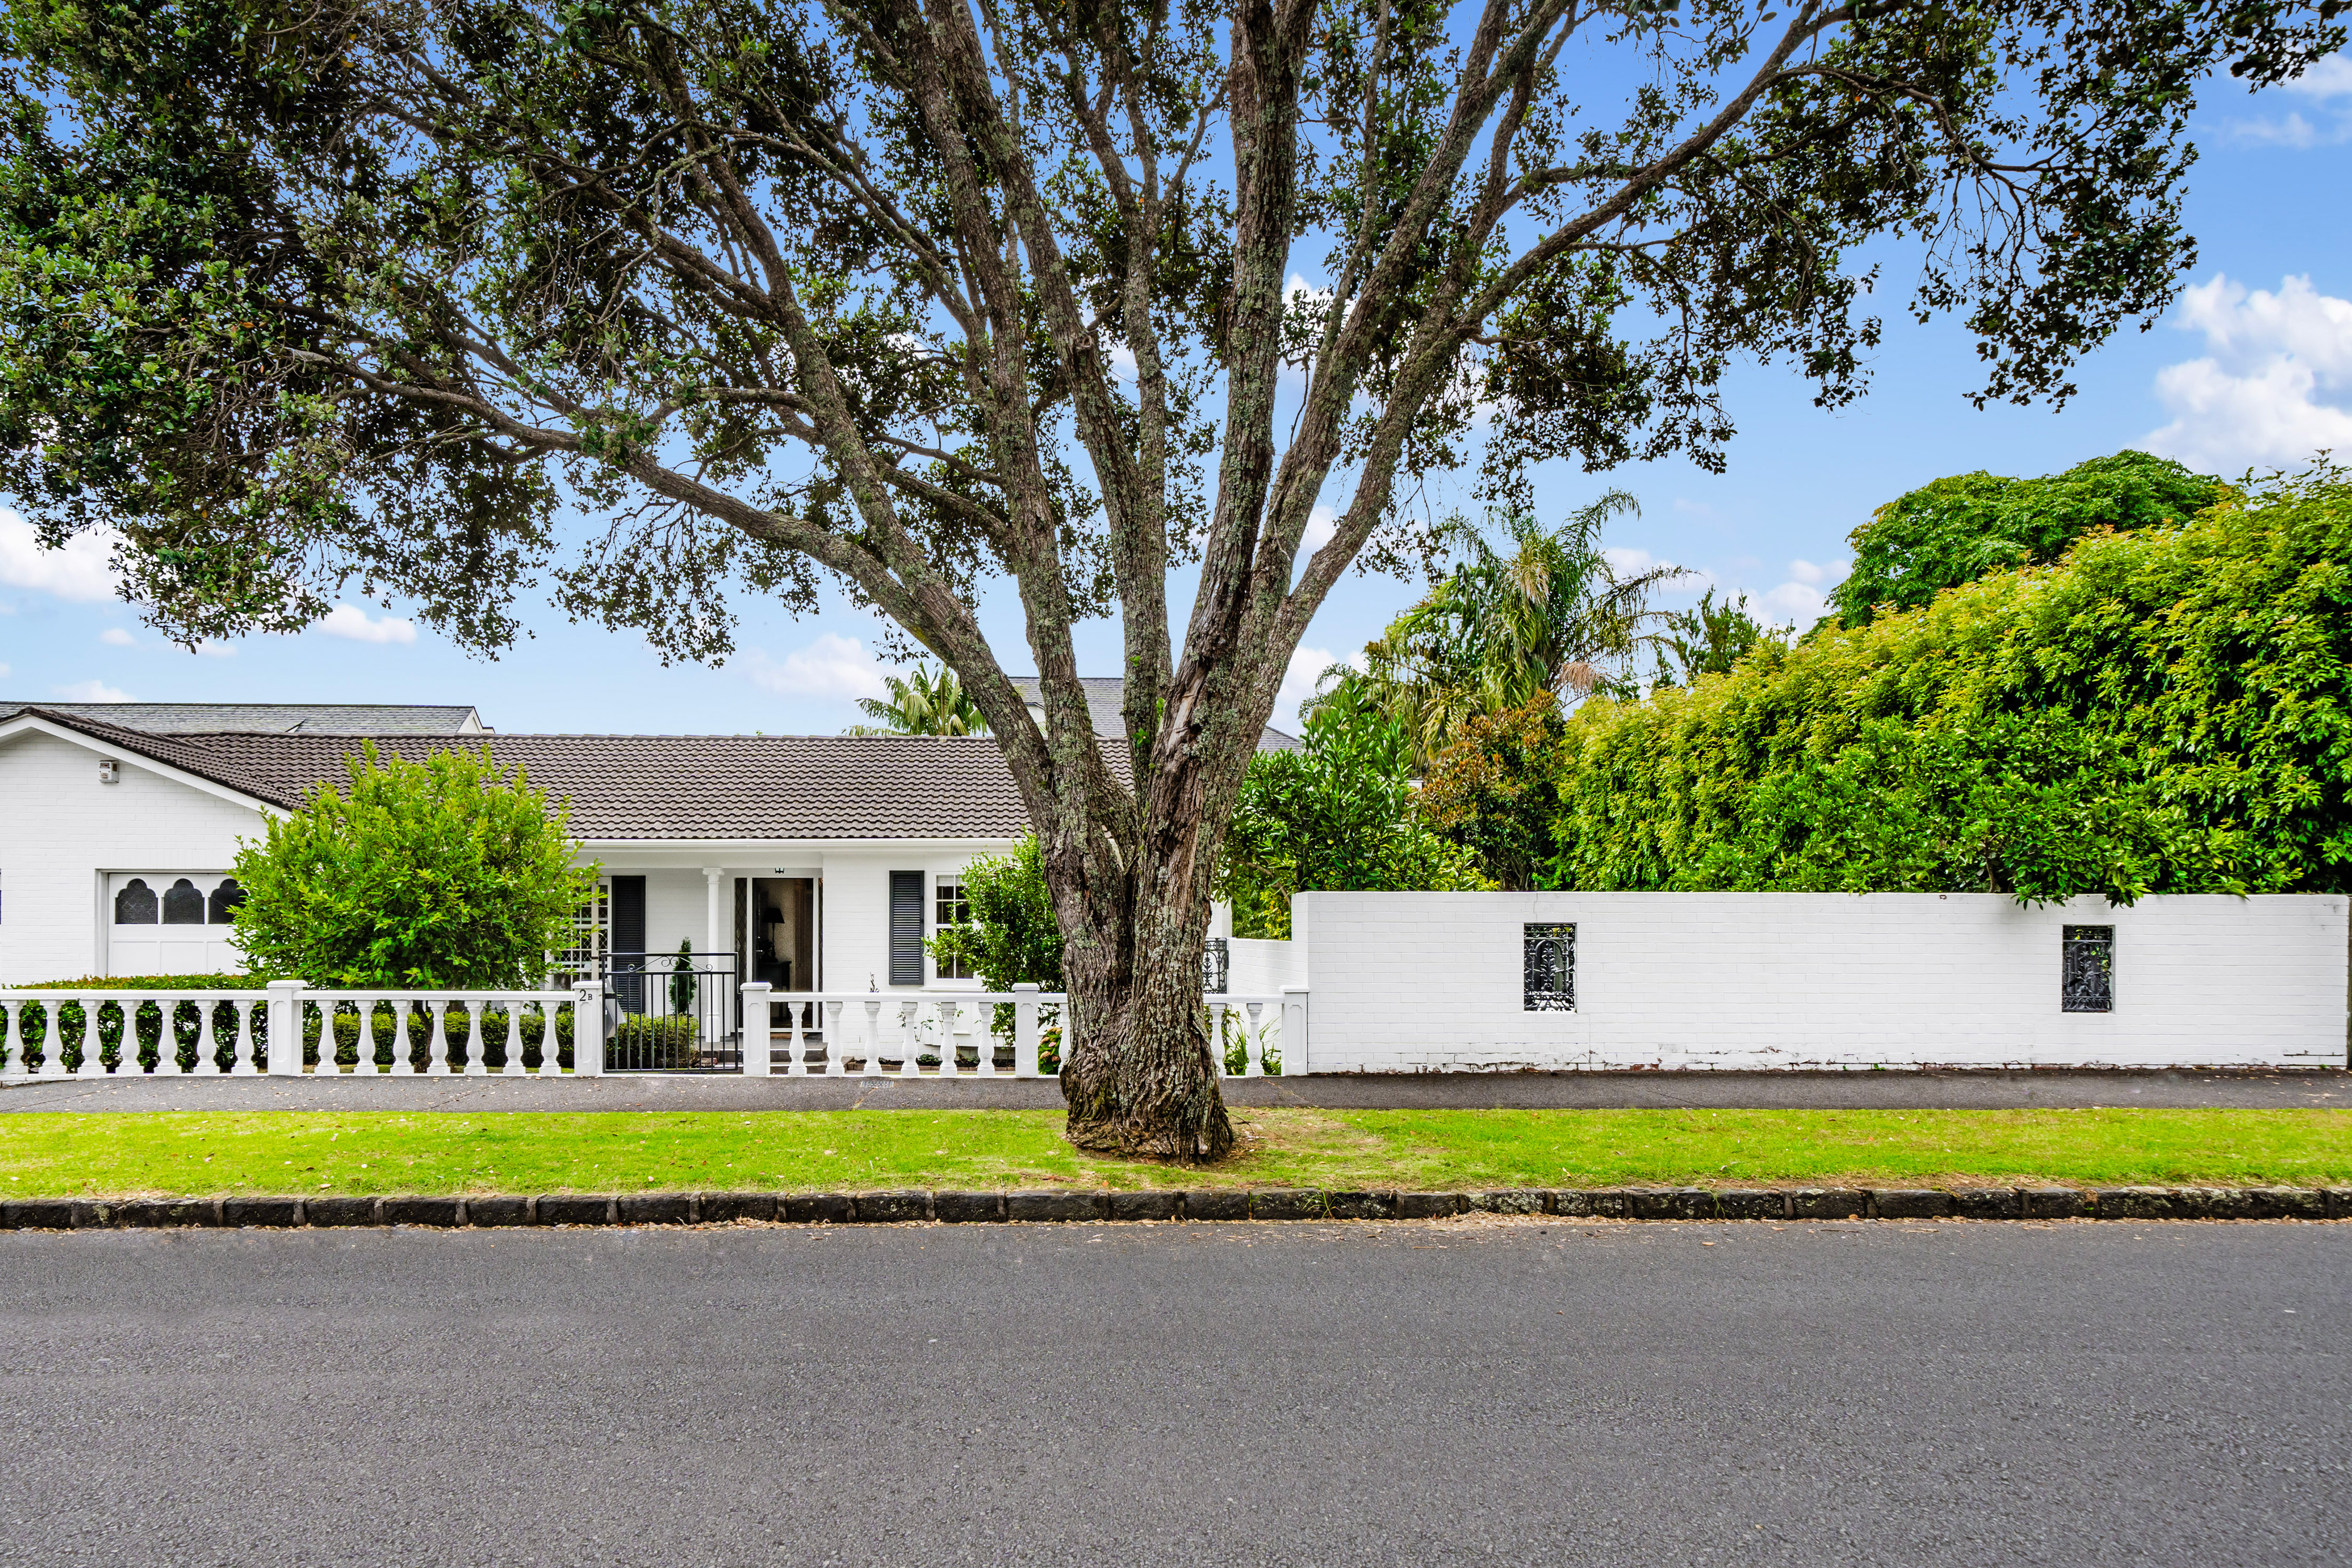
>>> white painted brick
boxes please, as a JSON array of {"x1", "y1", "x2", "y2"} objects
[
  {"x1": 1292, "y1": 890, "x2": 2350, "y2": 1071},
  {"x1": 0, "y1": 731, "x2": 271, "y2": 982}
]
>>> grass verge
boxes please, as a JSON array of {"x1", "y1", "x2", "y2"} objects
[{"x1": 1, "y1": 1107, "x2": 2348, "y2": 1198}]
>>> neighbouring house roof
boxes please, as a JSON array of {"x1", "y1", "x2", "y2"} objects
[
  {"x1": 0, "y1": 706, "x2": 1032, "y2": 840},
  {"x1": 0, "y1": 701, "x2": 490, "y2": 734},
  {"x1": 1008, "y1": 676, "x2": 1298, "y2": 751}
]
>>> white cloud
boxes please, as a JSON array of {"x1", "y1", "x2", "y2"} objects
[
  {"x1": 2226, "y1": 52, "x2": 2352, "y2": 146},
  {"x1": 2289, "y1": 55, "x2": 2352, "y2": 98},
  {"x1": 99, "y1": 627, "x2": 136, "y2": 647},
  {"x1": 0, "y1": 662, "x2": 10, "y2": 679},
  {"x1": 0, "y1": 510, "x2": 118, "y2": 602},
  {"x1": 1759, "y1": 581, "x2": 1831, "y2": 626},
  {"x1": 1754, "y1": 558, "x2": 1847, "y2": 629},
  {"x1": 53, "y1": 679, "x2": 131, "y2": 703},
  {"x1": 314, "y1": 604, "x2": 419, "y2": 645},
  {"x1": 1275, "y1": 643, "x2": 1364, "y2": 731},
  {"x1": 741, "y1": 633, "x2": 888, "y2": 704},
  {"x1": 2143, "y1": 273, "x2": 2352, "y2": 471},
  {"x1": 1303, "y1": 503, "x2": 1340, "y2": 552},
  {"x1": 193, "y1": 640, "x2": 236, "y2": 658}
]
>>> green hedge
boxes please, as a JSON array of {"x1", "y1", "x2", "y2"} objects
[
  {"x1": 1540, "y1": 468, "x2": 2352, "y2": 902},
  {"x1": 610, "y1": 1014, "x2": 699, "y2": 1069},
  {"x1": 13, "y1": 973, "x2": 270, "y2": 990}
]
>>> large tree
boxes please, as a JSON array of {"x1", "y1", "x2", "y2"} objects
[{"x1": 0, "y1": 0, "x2": 2338, "y2": 1158}]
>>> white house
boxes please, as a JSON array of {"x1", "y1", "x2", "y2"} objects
[{"x1": 0, "y1": 701, "x2": 1068, "y2": 998}]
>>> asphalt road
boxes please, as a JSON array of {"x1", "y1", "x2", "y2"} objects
[
  {"x1": 7, "y1": 1065, "x2": 2345, "y2": 1112},
  {"x1": 1, "y1": 1220, "x2": 2345, "y2": 1566}
]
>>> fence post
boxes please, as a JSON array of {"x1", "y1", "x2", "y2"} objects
[
  {"x1": 573, "y1": 981, "x2": 604, "y2": 1076},
  {"x1": 740, "y1": 982, "x2": 772, "y2": 1076},
  {"x1": 1280, "y1": 987, "x2": 1311, "y2": 1077},
  {"x1": 266, "y1": 983, "x2": 304, "y2": 1075},
  {"x1": 1012, "y1": 984, "x2": 1040, "y2": 1078}
]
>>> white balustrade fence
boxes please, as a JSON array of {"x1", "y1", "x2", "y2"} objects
[
  {"x1": 0, "y1": 982, "x2": 602, "y2": 1081},
  {"x1": 726, "y1": 984, "x2": 1306, "y2": 1079},
  {"x1": 0, "y1": 980, "x2": 1314, "y2": 1081}
]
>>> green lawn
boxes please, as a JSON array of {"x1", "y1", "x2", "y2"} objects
[{"x1": 1, "y1": 1107, "x2": 2348, "y2": 1197}]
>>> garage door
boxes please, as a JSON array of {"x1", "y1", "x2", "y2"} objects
[{"x1": 108, "y1": 873, "x2": 245, "y2": 976}]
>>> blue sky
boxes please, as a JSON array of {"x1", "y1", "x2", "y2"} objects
[{"x1": 4, "y1": 56, "x2": 2349, "y2": 736}]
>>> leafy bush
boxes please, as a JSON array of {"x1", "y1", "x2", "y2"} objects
[
  {"x1": 1220, "y1": 685, "x2": 1492, "y2": 938},
  {"x1": 1217, "y1": 1008, "x2": 1280, "y2": 1076},
  {"x1": 1827, "y1": 450, "x2": 2232, "y2": 629},
  {"x1": 613, "y1": 1013, "x2": 698, "y2": 1068},
  {"x1": 1416, "y1": 697, "x2": 1570, "y2": 891},
  {"x1": 1542, "y1": 465, "x2": 2352, "y2": 904},
  {"x1": 231, "y1": 741, "x2": 598, "y2": 987},
  {"x1": 13, "y1": 973, "x2": 268, "y2": 990},
  {"x1": 927, "y1": 833, "x2": 1062, "y2": 992}
]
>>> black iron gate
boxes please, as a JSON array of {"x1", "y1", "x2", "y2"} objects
[{"x1": 602, "y1": 951, "x2": 742, "y2": 1071}]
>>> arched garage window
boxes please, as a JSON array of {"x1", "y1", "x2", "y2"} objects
[
  {"x1": 161, "y1": 878, "x2": 206, "y2": 924},
  {"x1": 208, "y1": 877, "x2": 245, "y2": 924},
  {"x1": 114, "y1": 878, "x2": 159, "y2": 924}
]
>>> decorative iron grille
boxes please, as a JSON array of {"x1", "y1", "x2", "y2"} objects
[
  {"x1": 1524, "y1": 923, "x2": 1576, "y2": 1011},
  {"x1": 2061, "y1": 924, "x2": 2114, "y2": 1012},
  {"x1": 1202, "y1": 937, "x2": 1230, "y2": 994}
]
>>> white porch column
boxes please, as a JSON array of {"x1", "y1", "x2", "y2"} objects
[{"x1": 703, "y1": 868, "x2": 723, "y2": 957}]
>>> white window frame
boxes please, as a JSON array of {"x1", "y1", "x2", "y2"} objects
[
  {"x1": 553, "y1": 879, "x2": 611, "y2": 985},
  {"x1": 933, "y1": 875, "x2": 976, "y2": 983}
]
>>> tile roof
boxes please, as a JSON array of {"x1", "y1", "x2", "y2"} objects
[
  {"x1": 1, "y1": 708, "x2": 1035, "y2": 841},
  {"x1": 0, "y1": 701, "x2": 487, "y2": 734},
  {"x1": 1008, "y1": 676, "x2": 1298, "y2": 751}
]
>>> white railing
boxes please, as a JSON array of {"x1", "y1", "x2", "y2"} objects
[
  {"x1": 0, "y1": 979, "x2": 1316, "y2": 1081},
  {"x1": 735, "y1": 984, "x2": 1310, "y2": 1079},
  {"x1": 0, "y1": 982, "x2": 601, "y2": 1080}
]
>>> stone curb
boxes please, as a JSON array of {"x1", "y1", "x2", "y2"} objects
[{"x1": 6, "y1": 1186, "x2": 2350, "y2": 1231}]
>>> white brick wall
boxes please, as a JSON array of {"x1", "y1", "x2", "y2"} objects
[
  {"x1": 1225, "y1": 936, "x2": 1303, "y2": 995},
  {"x1": 1295, "y1": 891, "x2": 2351, "y2": 1071},
  {"x1": 0, "y1": 729, "x2": 270, "y2": 983}
]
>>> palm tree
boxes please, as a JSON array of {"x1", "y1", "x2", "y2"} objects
[
  {"x1": 844, "y1": 664, "x2": 990, "y2": 736},
  {"x1": 1336, "y1": 493, "x2": 1684, "y2": 766}
]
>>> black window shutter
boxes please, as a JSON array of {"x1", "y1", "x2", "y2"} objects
[
  {"x1": 611, "y1": 876, "x2": 647, "y2": 1007},
  {"x1": 889, "y1": 871, "x2": 924, "y2": 985},
  {"x1": 611, "y1": 876, "x2": 647, "y2": 954}
]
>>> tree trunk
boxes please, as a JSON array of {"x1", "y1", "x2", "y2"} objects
[{"x1": 1054, "y1": 863, "x2": 1237, "y2": 1162}]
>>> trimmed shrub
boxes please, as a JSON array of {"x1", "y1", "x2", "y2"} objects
[{"x1": 1541, "y1": 466, "x2": 2352, "y2": 903}]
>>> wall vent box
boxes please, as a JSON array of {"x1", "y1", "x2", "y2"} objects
[{"x1": 96, "y1": 759, "x2": 118, "y2": 784}]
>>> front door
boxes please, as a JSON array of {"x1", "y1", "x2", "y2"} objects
[{"x1": 748, "y1": 876, "x2": 817, "y2": 993}]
